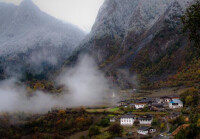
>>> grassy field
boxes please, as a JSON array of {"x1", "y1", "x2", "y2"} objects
[
  {"x1": 85, "y1": 108, "x2": 168, "y2": 116},
  {"x1": 86, "y1": 107, "x2": 122, "y2": 114},
  {"x1": 86, "y1": 109, "x2": 106, "y2": 113},
  {"x1": 107, "y1": 107, "x2": 120, "y2": 112}
]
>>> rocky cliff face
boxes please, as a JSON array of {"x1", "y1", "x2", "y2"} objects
[
  {"x1": 81, "y1": 0, "x2": 192, "y2": 64},
  {"x1": 78, "y1": 0, "x2": 194, "y2": 89}
]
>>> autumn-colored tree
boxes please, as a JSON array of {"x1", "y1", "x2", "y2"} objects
[
  {"x1": 160, "y1": 123, "x2": 165, "y2": 130},
  {"x1": 58, "y1": 110, "x2": 66, "y2": 116},
  {"x1": 197, "y1": 118, "x2": 200, "y2": 128},
  {"x1": 180, "y1": 87, "x2": 199, "y2": 106},
  {"x1": 33, "y1": 82, "x2": 45, "y2": 90},
  {"x1": 185, "y1": 95, "x2": 193, "y2": 105},
  {"x1": 75, "y1": 117, "x2": 85, "y2": 123}
]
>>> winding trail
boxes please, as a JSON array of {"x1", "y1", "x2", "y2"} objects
[{"x1": 160, "y1": 117, "x2": 171, "y2": 139}]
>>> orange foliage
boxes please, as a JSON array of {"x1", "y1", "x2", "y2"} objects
[
  {"x1": 75, "y1": 117, "x2": 85, "y2": 123},
  {"x1": 58, "y1": 110, "x2": 66, "y2": 115}
]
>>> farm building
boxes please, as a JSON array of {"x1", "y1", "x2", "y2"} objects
[
  {"x1": 169, "y1": 99, "x2": 183, "y2": 109},
  {"x1": 137, "y1": 126, "x2": 156, "y2": 135},
  {"x1": 138, "y1": 115, "x2": 153, "y2": 125},
  {"x1": 120, "y1": 114, "x2": 135, "y2": 126}
]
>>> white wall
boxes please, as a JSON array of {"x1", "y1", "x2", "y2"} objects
[
  {"x1": 139, "y1": 119, "x2": 152, "y2": 125},
  {"x1": 137, "y1": 130, "x2": 148, "y2": 135},
  {"x1": 169, "y1": 103, "x2": 183, "y2": 109},
  {"x1": 120, "y1": 118, "x2": 134, "y2": 126},
  {"x1": 135, "y1": 104, "x2": 146, "y2": 109}
]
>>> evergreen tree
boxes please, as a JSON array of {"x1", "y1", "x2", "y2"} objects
[{"x1": 182, "y1": 1, "x2": 200, "y2": 48}]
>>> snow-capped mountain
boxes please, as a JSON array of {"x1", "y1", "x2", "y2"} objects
[
  {"x1": 81, "y1": 0, "x2": 192, "y2": 63},
  {"x1": 0, "y1": 0, "x2": 85, "y2": 78},
  {"x1": 0, "y1": 0, "x2": 85, "y2": 56},
  {"x1": 72, "y1": 0, "x2": 196, "y2": 89}
]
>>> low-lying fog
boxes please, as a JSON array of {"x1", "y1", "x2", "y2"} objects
[
  {"x1": 0, "y1": 55, "x2": 115, "y2": 113},
  {"x1": 0, "y1": 54, "x2": 139, "y2": 113}
]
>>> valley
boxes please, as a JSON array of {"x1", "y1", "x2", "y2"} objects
[
  {"x1": 0, "y1": 86, "x2": 197, "y2": 138},
  {"x1": 0, "y1": 0, "x2": 200, "y2": 138}
]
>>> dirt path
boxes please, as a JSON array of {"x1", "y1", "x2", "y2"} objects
[
  {"x1": 162, "y1": 117, "x2": 170, "y2": 134},
  {"x1": 159, "y1": 117, "x2": 171, "y2": 139}
]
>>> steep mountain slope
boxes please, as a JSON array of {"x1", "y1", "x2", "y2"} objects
[
  {"x1": 0, "y1": 0, "x2": 85, "y2": 55},
  {"x1": 0, "y1": 0, "x2": 85, "y2": 79},
  {"x1": 81, "y1": 0, "x2": 189, "y2": 62},
  {"x1": 78, "y1": 0, "x2": 195, "y2": 89}
]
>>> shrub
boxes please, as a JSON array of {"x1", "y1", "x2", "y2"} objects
[
  {"x1": 108, "y1": 123, "x2": 123, "y2": 137},
  {"x1": 99, "y1": 118, "x2": 110, "y2": 127},
  {"x1": 152, "y1": 118, "x2": 159, "y2": 127},
  {"x1": 88, "y1": 125, "x2": 100, "y2": 137}
]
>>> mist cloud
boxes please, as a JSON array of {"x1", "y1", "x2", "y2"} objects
[
  {"x1": 0, "y1": 55, "x2": 114, "y2": 113},
  {"x1": 116, "y1": 69, "x2": 139, "y2": 89},
  {"x1": 57, "y1": 55, "x2": 111, "y2": 105},
  {"x1": 28, "y1": 49, "x2": 58, "y2": 66}
]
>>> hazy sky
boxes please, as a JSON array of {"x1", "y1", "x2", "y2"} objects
[{"x1": 0, "y1": 0, "x2": 105, "y2": 32}]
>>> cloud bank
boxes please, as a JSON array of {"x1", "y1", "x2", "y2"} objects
[{"x1": 0, "y1": 55, "x2": 114, "y2": 113}]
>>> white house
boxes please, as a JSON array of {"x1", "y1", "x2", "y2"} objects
[
  {"x1": 137, "y1": 127, "x2": 149, "y2": 135},
  {"x1": 135, "y1": 102, "x2": 147, "y2": 109},
  {"x1": 117, "y1": 100, "x2": 129, "y2": 107},
  {"x1": 169, "y1": 99, "x2": 183, "y2": 109},
  {"x1": 110, "y1": 117, "x2": 117, "y2": 122},
  {"x1": 149, "y1": 127, "x2": 156, "y2": 134},
  {"x1": 135, "y1": 99, "x2": 152, "y2": 109},
  {"x1": 137, "y1": 127, "x2": 156, "y2": 135},
  {"x1": 171, "y1": 95, "x2": 180, "y2": 100},
  {"x1": 159, "y1": 96, "x2": 172, "y2": 104},
  {"x1": 139, "y1": 115, "x2": 153, "y2": 125},
  {"x1": 120, "y1": 115, "x2": 135, "y2": 126}
]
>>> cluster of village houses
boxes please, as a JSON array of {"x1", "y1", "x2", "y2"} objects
[
  {"x1": 110, "y1": 114, "x2": 156, "y2": 136},
  {"x1": 110, "y1": 95, "x2": 183, "y2": 136},
  {"x1": 117, "y1": 95, "x2": 183, "y2": 110}
]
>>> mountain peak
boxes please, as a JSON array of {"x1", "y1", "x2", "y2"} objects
[
  {"x1": 0, "y1": 0, "x2": 85, "y2": 56},
  {"x1": 19, "y1": 0, "x2": 38, "y2": 11},
  {"x1": 21, "y1": 0, "x2": 34, "y2": 5}
]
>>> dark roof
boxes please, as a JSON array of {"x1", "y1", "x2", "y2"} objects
[
  {"x1": 152, "y1": 103, "x2": 164, "y2": 108},
  {"x1": 136, "y1": 98, "x2": 152, "y2": 104},
  {"x1": 118, "y1": 100, "x2": 131, "y2": 103},
  {"x1": 138, "y1": 126, "x2": 150, "y2": 131},
  {"x1": 172, "y1": 103, "x2": 179, "y2": 105},
  {"x1": 171, "y1": 112, "x2": 181, "y2": 115},
  {"x1": 121, "y1": 114, "x2": 135, "y2": 118},
  {"x1": 118, "y1": 100, "x2": 126, "y2": 103},
  {"x1": 139, "y1": 115, "x2": 153, "y2": 120},
  {"x1": 160, "y1": 96, "x2": 172, "y2": 99}
]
